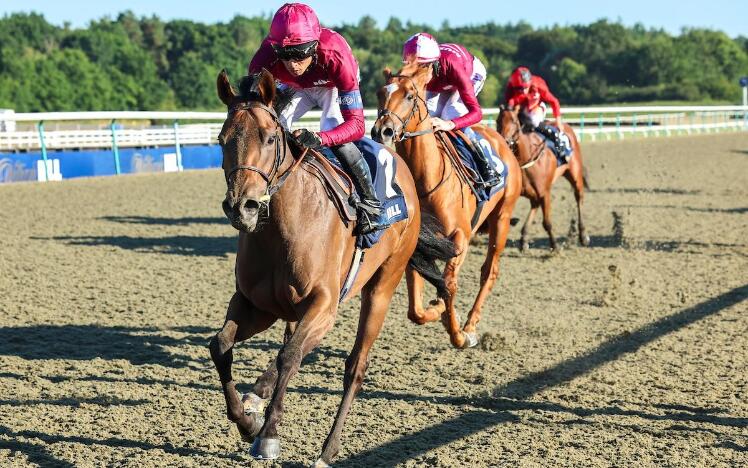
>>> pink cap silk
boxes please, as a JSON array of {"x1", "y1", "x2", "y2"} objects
[
  {"x1": 268, "y1": 3, "x2": 321, "y2": 46},
  {"x1": 402, "y1": 33, "x2": 441, "y2": 63}
]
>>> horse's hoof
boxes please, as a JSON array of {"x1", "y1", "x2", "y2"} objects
[
  {"x1": 463, "y1": 332, "x2": 479, "y2": 348},
  {"x1": 520, "y1": 241, "x2": 529, "y2": 253},
  {"x1": 580, "y1": 234, "x2": 591, "y2": 246},
  {"x1": 242, "y1": 392, "x2": 266, "y2": 414},
  {"x1": 250, "y1": 437, "x2": 281, "y2": 460},
  {"x1": 311, "y1": 458, "x2": 331, "y2": 468}
]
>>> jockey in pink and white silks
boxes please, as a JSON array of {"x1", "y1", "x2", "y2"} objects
[
  {"x1": 249, "y1": 3, "x2": 383, "y2": 234},
  {"x1": 402, "y1": 33, "x2": 501, "y2": 187}
]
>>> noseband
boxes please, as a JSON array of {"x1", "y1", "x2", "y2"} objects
[
  {"x1": 378, "y1": 74, "x2": 433, "y2": 142},
  {"x1": 223, "y1": 101, "x2": 298, "y2": 203}
]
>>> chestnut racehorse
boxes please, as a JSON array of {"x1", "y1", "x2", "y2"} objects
[
  {"x1": 209, "y1": 69, "x2": 454, "y2": 466},
  {"x1": 372, "y1": 64, "x2": 522, "y2": 349},
  {"x1": 497, "y1": 106, "x2": 590, "y2": 251}
]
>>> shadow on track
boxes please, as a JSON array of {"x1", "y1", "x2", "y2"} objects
[
  {"x1": 39, "y1": 235, "x2": 236, "y2": 257},
  {"x1": 100, "y1": 215, "x2": 228, "y2": 226},
  {"x1": 339, "y1": 284, "x2": 748, "y2": 466}
]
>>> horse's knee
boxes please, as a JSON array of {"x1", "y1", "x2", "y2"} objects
[
  {"x1": 343, "y1": 356, "x2": 368, "y2": 389},
  {"x1": 209, "y1": 332, "x2": 233, "y2": 363}
]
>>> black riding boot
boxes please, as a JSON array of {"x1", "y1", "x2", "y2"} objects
[
  {"x1": 332, "y1": 143, "x2": 385, "y2": 235},
  {"x1": 537, "y1": 122, "x2": 570, "y2": 158},
  {"x1": 467, "y1": 138, "x2": 501, "y2": 188}
]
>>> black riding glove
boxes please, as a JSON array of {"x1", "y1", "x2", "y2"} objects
[{"x1": 293, "y1": 129, "x2": 323, "y2": 149}]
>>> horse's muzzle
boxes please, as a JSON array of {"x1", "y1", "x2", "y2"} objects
[
  {"x1": 371, "y1": 119, "x2": 396, "y2": 146},
  {"x1": 223, "y1": 196, "x2": 262, "y2": 232}
]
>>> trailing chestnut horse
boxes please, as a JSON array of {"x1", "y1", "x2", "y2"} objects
[
  {"x1": 209, "y1": 69, "x2": 454, "y2": 466},
  {"x1": 497, "y1": 106, "x2": 590, "y2": 251},
  {"x1": 372, "y1": 63, "x2": 522, "y2": 349}
]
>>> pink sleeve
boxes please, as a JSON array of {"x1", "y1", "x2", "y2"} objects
[
  {"x1": 248, "y1": 39, "x2": 275, "y2": 74},
  {"x1": 450, "y1": 64, "x2": 483, "y2": 129},
  {"x1": 318, "y1": 42, "x2": 365, "y2": 146}
]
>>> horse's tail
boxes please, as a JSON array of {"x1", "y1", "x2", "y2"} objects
[
  {"x1": 583, "y1": 165, "x2": 590, "y2": 190},
  {"x1": 408, "y1": 213, "x2": 457, "y2": 298}
]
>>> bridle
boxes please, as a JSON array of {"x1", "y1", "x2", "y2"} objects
[
  {"x1": 499, "y1": 109, "x2": 522, "y2": 153},
  {"x1": 223, "y1": 101, "x2": 306, "y2": 203},
  {"x1": 499, "y1": 108, "x2": 544, "y2": 170},
  {"x1": 377, "y1": 74, "x2": 433, "y2": 142}
]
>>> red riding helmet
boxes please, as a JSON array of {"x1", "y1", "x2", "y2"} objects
[
  {"x1": 509, "y1": 67, "x2": 533, "y2": 88},
  {"x1": 268, "y1": 3, "x2": 321, "y2": 60}
]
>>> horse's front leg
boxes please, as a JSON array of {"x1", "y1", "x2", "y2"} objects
[
  {"x1": 240, "y1": 322, "x2": 296, "y2": 415},
  {"x1": 441, "y1": 229, "x2": 471, "y2": 348},
  {"x1": 209, "y1": 292, "x2": 276, "y2": 442},
  {"x1": 250, "y1": 291, "x2": 336, "y2": 461}
]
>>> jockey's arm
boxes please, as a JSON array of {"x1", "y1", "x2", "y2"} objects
[
  {"x1": 248, "y1": 39, "x2": 274, "y2": 74},
  {"x1": 449, "y1": 69, "x2": 483, "y2": 130},
  {"x1": 319, "y1": 49, "x2": 366, "y2": 146}
]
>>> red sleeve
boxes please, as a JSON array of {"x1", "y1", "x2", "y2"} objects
[
  {"x1": 248, "y1": 39, "x2": 275, "y2": 74},
  {"x1": 318, "y1": 39, "x2": 365, "y2": 146},
  {"x1": 535, "y1": 78, "x2": 561, "y2": 117},
  {"x1": 449, "y1": 63, "x2": 483, "y2": 129}
]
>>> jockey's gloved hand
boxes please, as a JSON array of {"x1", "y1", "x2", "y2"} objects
[
  {"x1": 431, "y1": 117, "x2": 456, "y2": 132},
  {"x1": 293, "y1": 129, "x2": 322, "y2": 149}
]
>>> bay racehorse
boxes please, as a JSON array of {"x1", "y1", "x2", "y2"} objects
[
  {"x1": 372, "y1": 64, "x2": 522, "y2": 349},
  {"x1": 497, "y1": 106, "x2": 590, "y2": 251},
  {"x1": 209, "y1": 69, "x2": 454, "y2": 466}
]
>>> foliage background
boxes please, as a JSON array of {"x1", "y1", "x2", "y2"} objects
[{"x1": 1, "y1": 12, "x2": 747, "y2": 111}]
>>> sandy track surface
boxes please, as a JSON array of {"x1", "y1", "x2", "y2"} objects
[{"x1": 0, "y1": 133, "x2": 746, "y2": 467}]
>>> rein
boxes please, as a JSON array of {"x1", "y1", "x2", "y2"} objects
[{"x1": 224, "y1": 101, "x2": 307, "y2": 202}]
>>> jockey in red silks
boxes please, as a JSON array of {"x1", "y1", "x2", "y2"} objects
[
  {"x1": 401, "y1": 33, "x2": 501, "y2": 187},
  {"x1": 504, "y1": 66, "x2": 571, "y2": 158},
  {"x1": 249, "y1": 3, "x2": 383, "y2": 234}
]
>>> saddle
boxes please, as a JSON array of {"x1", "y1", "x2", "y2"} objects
[
  {"x1": 434, "y1": 129, "x2": 487, "y2": 201},
  {"x1": 295, "y1": 145, "x2": 358, "y2": 226}
]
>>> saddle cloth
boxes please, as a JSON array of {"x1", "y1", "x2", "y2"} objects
[
  {"x1": 447, "y1": 129, "x2": 508, "y2": 202},
  {"x1": 318, "y1": 138, "x2": 408, "y2": 249},
  {"x1": 536, "y1": 126, "x2": 573, "y2": 166}
]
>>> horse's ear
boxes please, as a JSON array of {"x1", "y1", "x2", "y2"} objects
[
  {"x1": 217, "y1": 69, "x2": 236, "y2": 106},
  {"x1": 383, "y1": 66, "x2": 392, "y2": 80},
  {"x1": 255, "y1": 68, "x2": 276, "y2": 107}
]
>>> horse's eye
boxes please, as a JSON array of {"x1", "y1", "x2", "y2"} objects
[
  {"x1": 406, "y1": 93, "x2": 414, "y2": 101},
  {"x1": 217, "y1": 136, "x2": 226, "y2": 146},
  {"x1": 266, "y1": 135, "x2": 277, "y2": 145}
]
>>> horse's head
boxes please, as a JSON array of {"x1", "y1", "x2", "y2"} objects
[
  {"x1": 371, "y1": 63, "x2": 432, "y2": 146},
  {"x1": 497, "y1": 104, "x2": 522, "y2": 151},
  {"x1": 217, "y1": 68, "x2": 285, "y2": 233}
]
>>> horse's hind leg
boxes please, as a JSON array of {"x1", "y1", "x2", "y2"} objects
[
  {"x1": 521, "y1": 199, "x2": 540, "y2": 252},
  {"x1": 316, "y1": 261, "x2": 404, "y2": 466},
  {"x1": 251, "y1": 291, "x2": 335, "y2": 461},
  {"x1": 463, "y1": 203, "x2": 513, "y2": 342},
  {"x1": 209, "y1": 292, "x2": 276, "y2": 442},
  {"x1": 406, "y1": 266, "x2": 442, "y2": 324}
]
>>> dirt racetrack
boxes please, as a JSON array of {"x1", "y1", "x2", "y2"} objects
[{"x1": 0, "y1": 133, "x2": 746, "y2": 467}]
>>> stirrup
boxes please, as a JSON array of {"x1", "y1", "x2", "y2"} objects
[{"x1": 356, "y1": 209, "x2": 385, "y2": 235}]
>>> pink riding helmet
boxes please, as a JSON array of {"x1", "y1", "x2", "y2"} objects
[
  {"x1": 402, "y1": 33, "x2": 441, "y2": 64},
  {"x1": 268, "y1": 3, "x2": 322, "y2": 47}
]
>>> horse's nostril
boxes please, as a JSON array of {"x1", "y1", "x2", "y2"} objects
[
  {"x1": 242, "y1": 198, "x2": 260, "y2": 214},
  {"x1": 382, "y1": 127, "x2": 394, "y2": 138},
  {"x1": 222, "y1": 199, "x2": 232, "y2": 215}
]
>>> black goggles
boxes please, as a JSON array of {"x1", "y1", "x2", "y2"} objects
[{"x1": 273, "y1": 41, "x2": 318, "y2": 61}]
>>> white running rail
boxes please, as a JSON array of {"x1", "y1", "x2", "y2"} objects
[{"x1": 1, "y1": 106, "x2": 746, "y2": 151}]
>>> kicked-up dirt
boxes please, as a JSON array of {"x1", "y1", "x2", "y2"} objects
[{"x1": 0, "y1": 133, "x2": 746, "y2": 467}]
